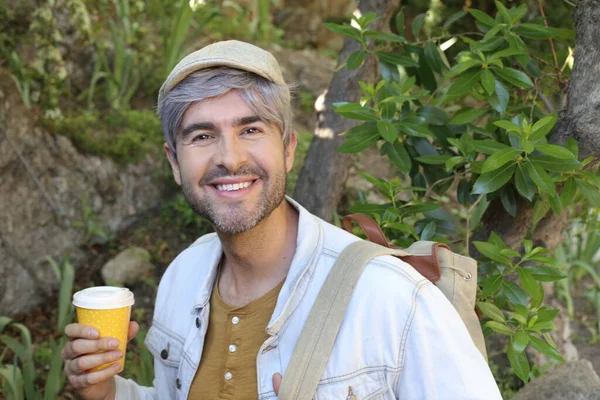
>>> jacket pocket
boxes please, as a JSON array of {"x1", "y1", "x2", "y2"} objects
[
  {"x1": 145, "y1": 323, "x2": 185, "y2": 395},
  {"x1": 315, "y1": 370, "x2": 389, "y2": 400}
]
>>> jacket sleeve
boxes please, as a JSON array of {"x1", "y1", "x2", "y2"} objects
[
  {"x1": 394, "y1": 283, "x2": 502, "y2": 400},
  {"x1": 114, "y1": 375, "x2": 156, "y2": 399}
]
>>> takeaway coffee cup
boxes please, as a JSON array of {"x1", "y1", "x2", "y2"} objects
[{"x1": 72, "y1": 286, "x2": 135, "y2": 372}]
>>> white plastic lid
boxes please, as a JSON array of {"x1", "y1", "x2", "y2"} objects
[{"x1": 72, "y1": 286, "x2": 135, "y2": 309}]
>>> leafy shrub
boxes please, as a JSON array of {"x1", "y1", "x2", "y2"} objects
[{"x1": 326, "y1": 2, "x2": 595, "y2": 385}]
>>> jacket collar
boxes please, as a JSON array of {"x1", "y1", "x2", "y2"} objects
[{"x1": 190, "y1": 196, "x2": 323, "y2": 334}]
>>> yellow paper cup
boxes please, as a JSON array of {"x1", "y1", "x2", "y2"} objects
[{"x1": 73, "y1": 287, "x2": 135, "y2": 372}]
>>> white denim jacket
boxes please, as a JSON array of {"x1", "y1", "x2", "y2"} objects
[{"x1": 115, "y1": 197, "x2": 502, "y2": 399}]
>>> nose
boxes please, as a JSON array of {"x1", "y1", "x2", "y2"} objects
[{"x1": 213, "y1": 133, "x2": 248, "y2": 173}]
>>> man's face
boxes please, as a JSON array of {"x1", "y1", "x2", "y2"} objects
[{"x1": 165, "y1": 90, "x2": 297, "y2": 235}]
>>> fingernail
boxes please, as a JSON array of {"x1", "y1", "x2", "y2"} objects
[
  {"x1": 113, "y1": 351, "x2": 123, "y2": 359},
  {"x1": 109, "y1": 339, "x2": 119, "y2": 348},
  {"x1": 89, "y1": 329, "x2": 99, "y2": 339}
]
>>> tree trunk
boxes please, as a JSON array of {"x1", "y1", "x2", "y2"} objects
[{"x1": 293, "y1": 0, "x2": 400, "y2": 220}]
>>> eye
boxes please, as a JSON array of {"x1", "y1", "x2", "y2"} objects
[
  {"x1": 192, "y1": 133, "x2": 212, "y2": 142},
  {"x1": 242, "y1": 127, "x2": 261, "y2": 135}
]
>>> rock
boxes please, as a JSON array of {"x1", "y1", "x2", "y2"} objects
[
  {"x1": 512, "y1": 360, "x2": 600, "y2": 400},
  {"x1": 101, "y1": 247, "x2": 153, "y2": 287},
  {"x1": 0, "y1": 68, "x2": 164, "y2": 316}
]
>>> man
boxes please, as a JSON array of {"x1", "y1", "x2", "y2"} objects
[{"x1": 62, "y1": 40, "x2": 502, "y2": 399}]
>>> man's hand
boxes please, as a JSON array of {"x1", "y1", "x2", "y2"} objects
[
  {"x1": 272, "y1": 373, "x2": 282, "y2": 396},
  {"x1": 62, "y1": 321, "x2": 139, "y2": 400}
]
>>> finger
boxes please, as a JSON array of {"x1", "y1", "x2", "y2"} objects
[
  {"x1": 272, "y1": 373, "x2": 282, "y2": 395},
  {"x1": 127, "y1": 321, "x2": 140, "y2": 342},
  {"x1": 62, "y1": 337, "x2": 120, "y2": 361},
  {"x1": 65, "y1": 323, "x2": 99, "y2": 341},
  {"x1": 68, "y1": 362, "x2": 122, "y2": 390},
  {"x1": 67, "y1": 350, "x2": 123, "y2": 375}
]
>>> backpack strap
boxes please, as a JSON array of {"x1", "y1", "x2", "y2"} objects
[
  {"x1": 342, "y1": 214, "x2": 447, "y2": 282},
  {"x1": 278, "y1": 240, "x2": 407, "y2": 400}
]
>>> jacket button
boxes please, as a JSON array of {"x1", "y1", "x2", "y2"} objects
[
  {"x1": 161, "y1": 349, "x2": 168, "y2": 359},
  {"x1": 176, "y1": 378, "x2": 181, "y2": 389},
  {"x1": 196, "y1": 317, "x2": 200, "y2": 328}
]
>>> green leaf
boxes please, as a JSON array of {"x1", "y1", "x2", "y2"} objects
[
  {"x1": 338, "y1": 126, "x2": 380, "y2": 153},
  {"x1": 525, "y1": 160, "x2": 556, "y2": 195},
  {"x1": 323, "y1": 22, "x2": 363, "y2": 42},
  {"x1": 348, "y1": 203, "x2": 388, "y2": 215},
  {"x1": 482, "y1": 148, "x2": 522, "y2": 174},
  {"x1": 382, "y1": 141, "x2": 411, "y2": 175},
  {"x1": 481, "y1": 68, "x2": 495, "y2": 95},
  {"x1": 518, "y1": 267, "x2": 541, "y2": 299},
  {"x1": 528, "y1": 335, "x2": 564, "y2": 362},
  {"x1": 333, "y1": 102, "x2": 377, "y2": 121},
  {"x1": 446, "y1": 59, "x2": 482, "y2": 79},
  {"x1": 472, "y1": 139, "x2": 509, "y2": 154},
  {"x1": 528, "y1": 156, "x2": 581, "y2": 172},
  {"x1": 443, "y1": 11, "x2": 466, "y2": 30},
  {"x1": 577, "y1": 179, "x2": 600, "y2": 207},
  {"x1": 494, "y1": 120, "x2": 522, "y2": 133},
  {"x1": 526, "y1": 266, "x2": 567, "y2": 282},
  {"x1": 396, "y1": 122, "x2": 434, "y2": 138},
  {"x1": 537, "y1": 307, "x2": 560, "y2": 323},
  {"x1": 495, "y1": 1, "x2": 512, "y2": 25},
  {"x1": 503, "y1": 281, "x2": 529, "y2": 307},
  {"x1": 513, "y1": 331, "x2": 530, "y2": 353},
  {"x1": 376, "y1": 52, "x2": 419, "y2": 67},
  {"x1": 472, "y1": 162, "x2": 516, "y2": 194},
  {"x1": 500, "y1": 186, "x2": 517, "y2": 217},
  {"x1": 363, "y1": 30, "x2": 406, "y2": 43},
  {"x1": 532, "y1": 198, "x2": 551, "y2": 225},
  {"x1": 347, "y1": 50, "x2": 366, "y2": 69},
  {"x1": 420, "y1": 220, "x2": 436, "y2": 240},
  {"x1": 477, "y1": 302, "x2": 506, "y2": 322},
  {"x1": 486, "y1": 321, "x2": 514, "y2": 335},
  {"x1": 450, "y1": 108, "x2": 487, "y2": 125},
  {"x1": 395, "y1": 9, "x2": 405, "y2": 35},
  {"x1": 475, "y1": 37, "x2": 504, "y2": 52},
  {"x1": 560, "y1": 177, "x2": 577, "y2": 207},
  {"x1": 489, "y1": 80, "x2": 509, "y2": 113},
  {"x1": 415, "y1": 155, "x2": 451, "y2": 165},
  {"x1": 488, "y1": 47, "x2": 528, "y2": 61},
  {"x1": 514, "y1": 23, "x2": 574, "y2": 40},
  {"x1": 495, "y1": 67, "x2": 534, "y2": 88},
  {"x1": 377, "y1": 120, "x2": 397, "y2": 143},
  {"x1": 529, "y1": 114, "x2": 557, "y2": 141},
  {"x1": 534, "y1": 144, "x2": 575, "y2": 159},
  {"x1": 412, "y1": 13, "x2": 426, "y2": 38},
  {"x1": 424, "y1": 41, "x2": 443, "y2": 74},
  {"x1": 447, "y1": 70, "x2": 482, "y2": 97},
  {"x1": 473, "y1": 241, "x2": 511, "y2": 265},
  {"x1": 468, "y1": 9, "x2": 498, "y2": 27},
  {"x1": 416, "y1": 106, "x2": 450, "y2": 125},
  {"x1": 566, "y1": 137, "x2": 578, "y2": 159},
  {"x1": 481, "y1": 274, "x2": 504, "y2": 298},
  {"x1": 508, "y1": 341, "x2": 530, "y2": 384}
]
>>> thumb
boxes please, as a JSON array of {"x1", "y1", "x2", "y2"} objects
[
  {"x1": 272, "y1": 372, "x2": 283, "y2": 396},
  {"x1": 127, "y1": 321, "x2": 140, "y2": 342}
]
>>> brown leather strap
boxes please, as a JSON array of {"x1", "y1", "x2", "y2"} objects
[
  {"x1": 342, "y1": 214, "x2": 390, "y2": 248},
  {"x1": 342, "y1": 213, "x2": 447, "y2": 282}
]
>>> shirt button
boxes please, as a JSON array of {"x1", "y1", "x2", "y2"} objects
[
  {"x1": 224, "y1": 372, "x2": 233, "y2": 380},
  {"x1": 231, "y1": 316, "x2": 240, "y2": 324},
  {"x1": 176, "y1": 378, "x2": 181, "y2": 389},
  {"x1": 229, "y1": 344, "x2": 237, "y2": 352},
  {"x1": 195, "y1": 317, "x2": 200, "y2": 328}
]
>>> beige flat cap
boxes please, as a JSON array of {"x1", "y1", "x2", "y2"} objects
[{"x1": 158, "y1": 40, "x2": 287, "y2": 105}]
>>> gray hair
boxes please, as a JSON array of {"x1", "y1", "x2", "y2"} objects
[{"x1": 157, "y1": 67, "x2": 293, "y2": 159}]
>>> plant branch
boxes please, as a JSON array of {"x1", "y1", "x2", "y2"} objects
[
  {"x1": 536, "y1": 0, "x2": 561, "y2": 88},
  {"x1": 465, "y1": 194, "x2": 484, "y2": 257}
]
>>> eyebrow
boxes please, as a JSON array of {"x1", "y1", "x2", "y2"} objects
[{"x1": 180, "y1": 115, "x2": 265, "y2": 141}]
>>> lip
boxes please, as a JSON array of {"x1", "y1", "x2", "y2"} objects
[{"x1": 208, "y1": 179, "x2": 261, "y2": 199}]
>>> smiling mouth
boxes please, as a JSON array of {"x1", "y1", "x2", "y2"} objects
[{"x1": 213, "y1": 180, "x2": 256, "y2": 192}]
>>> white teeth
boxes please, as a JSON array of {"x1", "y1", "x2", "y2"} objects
[{"x1": 215, "y1": 181, "x2": 253, "y2": 191}]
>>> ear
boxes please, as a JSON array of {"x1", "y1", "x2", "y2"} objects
[
  {"x1": 164, "y1": 143, "x2": 182, "y2": 186},
  {"x1": 284, "y1": 131, "x2": 298, "y2": 174}
]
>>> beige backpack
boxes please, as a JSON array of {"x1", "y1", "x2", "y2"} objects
[{"x1": 278, "y1": 213, "x2": 485, "y2": 400}]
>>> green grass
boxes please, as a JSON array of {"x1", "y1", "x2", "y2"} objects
[{"x1": 43, "y1": 109, "x2": 164, "y2": 165}]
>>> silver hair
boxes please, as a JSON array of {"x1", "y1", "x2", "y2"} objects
[{"x1": 157, "y1": 67, "x2": 293, "y2": 158}]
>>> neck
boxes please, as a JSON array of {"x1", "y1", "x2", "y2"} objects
[{"x1": 216, "y1": 199, "x2": 299, "y2": 306}]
